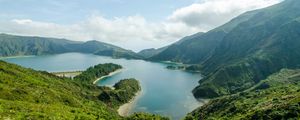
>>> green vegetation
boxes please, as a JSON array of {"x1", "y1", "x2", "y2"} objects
[
  {"x1": 0, "y1": 61, "x2": 167, "y2": 119},
  {"x1": 74, "y1": 63, "x2": 122, "y2": 84},
  {"x1": 98, "y1": 79, "x2": 141, "y2": 107},
  {"x1": 185, "y1": 69, "x2": 300, "y2": 119},
  {"x1": 0, "y1": 34, "x2": 142, "y2": 59}
]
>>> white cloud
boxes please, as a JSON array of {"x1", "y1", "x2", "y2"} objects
[
  {"x1": 0, "y1": 15, "x2": 199, "y2": 51},
  {"x1": 0, "y1": 0, "x2": 282, "y2": 51},
  {"x1": 168, "y1": 0, "x2": 282, "y2": 30}
]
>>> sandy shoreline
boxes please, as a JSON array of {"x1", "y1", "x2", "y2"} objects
[
  {"x1": 118, "y1": 91, "x2": 142, "y2": 116},
  {"x1": 93, "y1": 69, "x2": 123, "y2": 84}
]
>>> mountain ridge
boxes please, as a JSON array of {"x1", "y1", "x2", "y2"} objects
[
  {"x1": 0, "y1": 33, "x2": 142, "y2": 59},
  {"x1": 193, "y1": 0, "x2": 300, "y2": 98}
]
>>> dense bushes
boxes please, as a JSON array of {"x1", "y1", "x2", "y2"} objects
[
  {"x1": 98, "y1": 79, "x2": 141, "y2": 107},
  {"x1": 74, "y1": 63, "x2": 122, "y2": 84}
]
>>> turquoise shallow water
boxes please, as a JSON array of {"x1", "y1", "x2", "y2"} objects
[{"x1": 2, "y1": 52, "x2": 203, "y2": 119}]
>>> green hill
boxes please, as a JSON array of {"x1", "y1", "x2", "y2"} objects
[
  {"x1": 0, "y1": 60, "x2": 120, "y2": 119},
  {"x1": 0, "y1": 34, "x2": 142, "y2": 59},
  {"x1": 193, "y1": 0, "x2": 300, "y2": 98},
  {"x1": 148, "y1": 32, "x2": 217, "y2": 63},
  {"x1": 185, "y1": 69, "x2": 300, "y2": 119},
  {"x1": 148, "y1": 10, "x2": 258, "y2": 64},
  {"x1": 0, "y1": 61, "x2": 167, "y2": 119}
]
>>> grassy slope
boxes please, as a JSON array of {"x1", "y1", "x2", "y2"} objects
[
  {"x1": 0, "y1": 61, "x2": 168, "y2": 119},
  {"x1": 185, "y1": 69, "x2": 300, "y2": 120},
  {"x1": 0, "y1": 60, "x2": 120, "y2": 119}
]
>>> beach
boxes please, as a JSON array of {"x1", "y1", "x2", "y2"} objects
[
  {"x1": 93, "y1": 69, "x2": 123, "y2": 84},
  {"x1": 118, "y1": 91, "x2": 142, "y2": 116}
]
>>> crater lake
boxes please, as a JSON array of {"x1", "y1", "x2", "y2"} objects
[{"x1": 1, "y1": 52, "x2": 204, "y2": 120}]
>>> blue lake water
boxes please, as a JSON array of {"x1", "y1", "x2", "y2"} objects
[{"x1": 2, "y1": 52, "x2": 203, "y2": 119}]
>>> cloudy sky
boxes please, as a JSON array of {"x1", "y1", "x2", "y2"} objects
[{"x1": 0, "y1": 0, "x2": 282, "y2": 52}]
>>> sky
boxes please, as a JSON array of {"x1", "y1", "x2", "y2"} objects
[{"x1": 0, "y1": 0, "x2": 283, "y2": 52}]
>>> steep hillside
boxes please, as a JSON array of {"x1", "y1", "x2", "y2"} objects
[
  {"x1": 186, "y1": 69, "x2": 300, "y2": 120},
  {"x1": 148, "y1": 10, "x2": 260, "y2": 64},
  {"x1": 0, "y1": 34, "x2": 142, "y2": 59},
  {"x1": 149, "y1": 32, "x2": 222, "y2": 63},
  {"x1": 0, "y1": 61, "x2": 167, "y2": 119},
  {"x1": 193, "y1": 0, "x2": 300, "y2": 98}
]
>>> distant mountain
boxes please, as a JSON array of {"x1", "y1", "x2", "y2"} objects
[
  {"x1": 65, "y1": 40, "x2": 142, "y2": 59},
  {"x1": 138, "y1": 47, "x2": 167, "y2": 58},
  {"x1": 0, "y1": 34, "x2": 142, "y2": 59},
  {"x1": 148, "y1": 14, "x2": 255, "y2": 63}
]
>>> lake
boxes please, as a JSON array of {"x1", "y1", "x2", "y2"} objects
[{"x1": 2, "y1": 52, "x2": 203, "y2": 120}]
